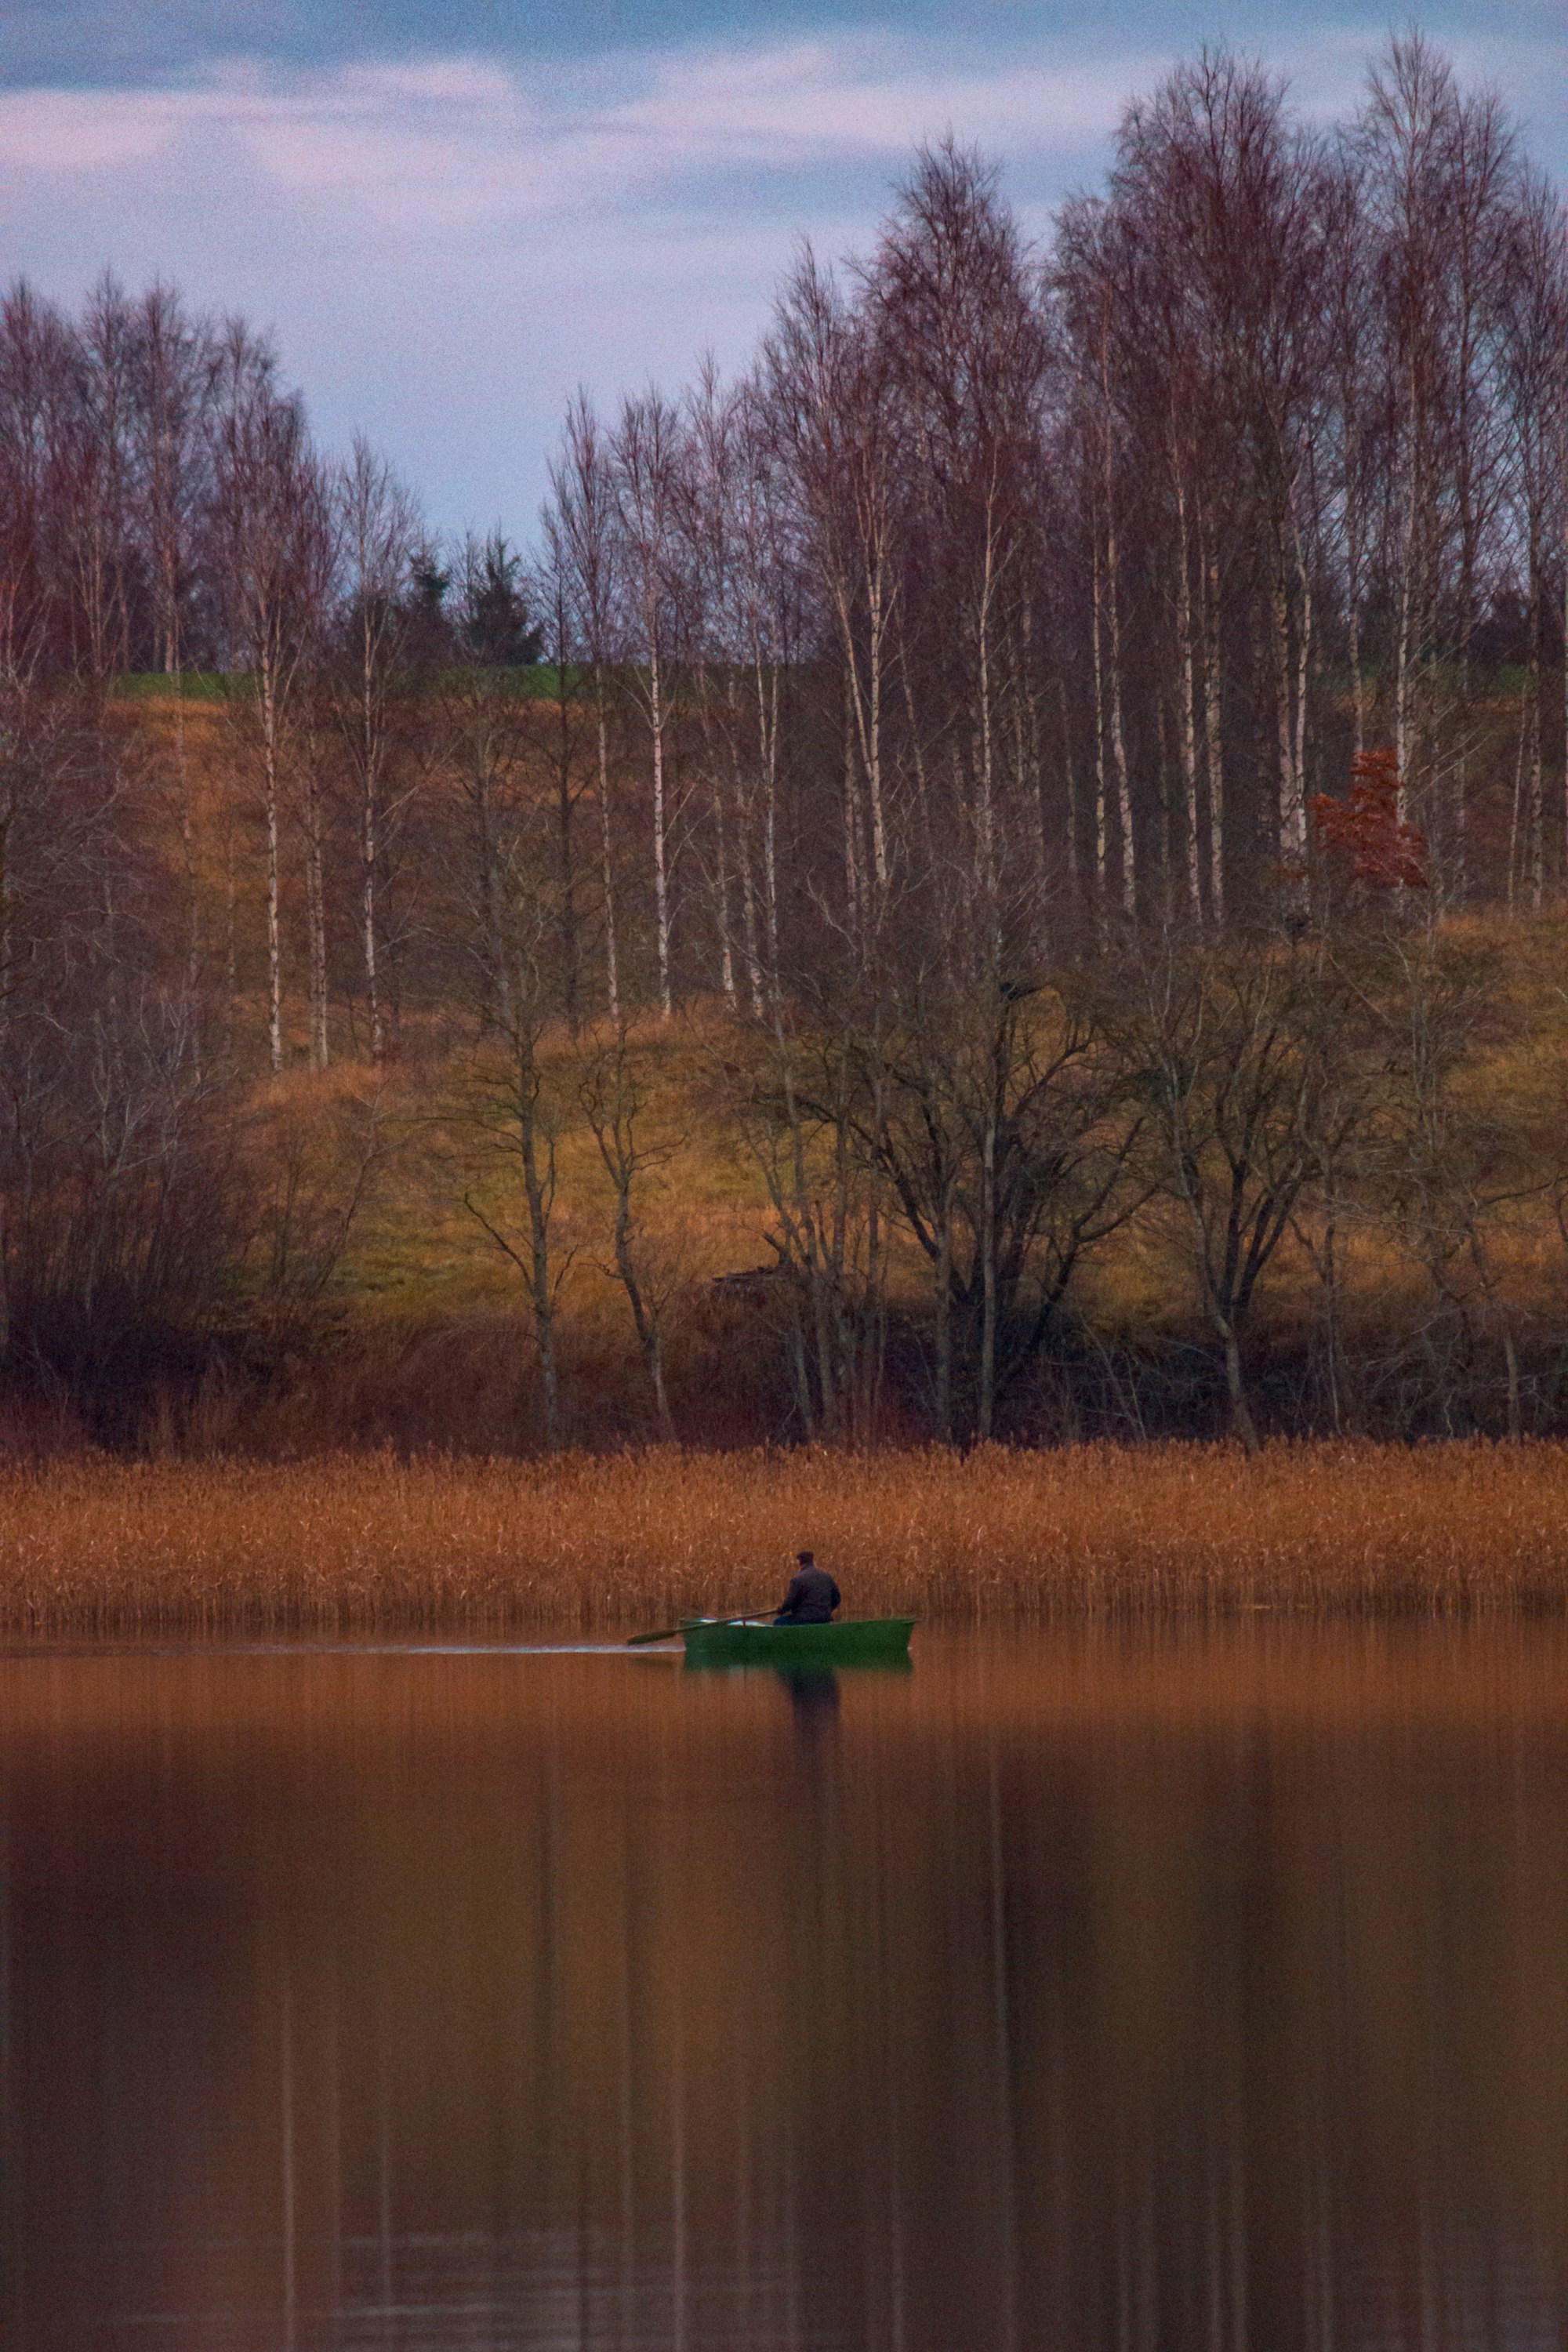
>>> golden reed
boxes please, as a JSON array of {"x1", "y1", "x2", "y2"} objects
[{"x1": 2, "y1": 1440, "x2": 1568, "y2": 1636}]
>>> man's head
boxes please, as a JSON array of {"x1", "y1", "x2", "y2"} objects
[{"x1": 797, "y1": 1549, "x2": 815, "y2": 1566}]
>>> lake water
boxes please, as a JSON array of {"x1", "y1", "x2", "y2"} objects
[{"x1": 2, "y1": 1627, "x2": 1565, "y2": 2350}]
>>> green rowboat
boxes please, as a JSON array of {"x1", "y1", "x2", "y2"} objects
[{"x1": 679, "y1": 1617, "x2": 914, "y2": 1666}]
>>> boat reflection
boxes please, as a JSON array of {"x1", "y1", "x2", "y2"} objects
[
  {"x1": 775, "y1": 1663, "x2": 841, "y2": 1728},
  {"x1": 679, "y1": 1654, "x2": 913, "y2": 1684},
  {"x1": 681, "y1": 1653, "x2": 913, "y2": 1739}
]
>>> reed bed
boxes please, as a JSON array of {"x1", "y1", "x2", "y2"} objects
[{"x1": 2, "y1": 1441, "x2": 1567, "y2": 1637}]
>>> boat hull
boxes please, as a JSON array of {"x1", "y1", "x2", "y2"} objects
[{"x1": 680, "y1": 1617, "x2": 914, "y2": 1666}]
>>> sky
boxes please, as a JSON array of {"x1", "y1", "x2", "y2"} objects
[{"x1": 2, "y1": 0, "x2": 1563, "y2": 544}]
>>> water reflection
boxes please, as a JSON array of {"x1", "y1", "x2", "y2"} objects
[
  {"x1": 774, "y1": 1664, "x2": 841, "y2": 1733},
  {"x1": 0, "y1": 1627, "x2": 1565, "y2": 2349}
]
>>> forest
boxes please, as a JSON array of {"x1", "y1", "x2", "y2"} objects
[{"x1": 0, "y1": 35, "x2": 1565, "y2": 1457}]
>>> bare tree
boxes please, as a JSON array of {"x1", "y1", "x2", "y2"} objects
[
  {"x1": 579, "y1": 1025, "x2": 683, "y2": 1440},
  {"x1": 766, "y1": 252, "x2": 900, "y2": 933},
  {"x1": 548, "y1": 395, "x2": 624, "y2": 1025},
  {"x1": 130, "y1": 281, "x2": 216, "y2": 984},
  {"x1": 460, "y1": 985, "x2": 570, "y2": 1449},
  {"x1": 612, "y1": 391, "x2": 687, "y2": 1019},
  {"x1": 1497, "y1": 170, "x2": 1568, "y2": 909},
  {"x1": 847, "y1": 966, "x2": 1141, "y2": 1441},
  {"x1": 1123, "y1": 930, "x2": 1341, "y2": 1451},
  {"x1": 211, "y1": 328, "x2": 332, "y2": 1073},
  {"x1": 872, "y1": 143, "x2": 1055, "y2": 956},
  {"x1": 331, "y1": 437, "x2": 418, "y2": 1065}
]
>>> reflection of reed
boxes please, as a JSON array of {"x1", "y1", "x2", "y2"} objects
[
  {"x1": 0, "y1": 1630, "x2": 1565, "y2": 2347},
  {"x1": 279, "y1": 1957, "x2": 296, "y2": 2352}
]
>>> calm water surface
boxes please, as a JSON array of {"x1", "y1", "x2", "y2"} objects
[{"x1": 2, "y1": 1625, "x2": 1566, "y2": 2350}]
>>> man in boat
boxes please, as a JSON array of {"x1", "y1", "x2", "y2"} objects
[{"x1": 774, "y1": 1551, "x2": 840, "y2": 1625}]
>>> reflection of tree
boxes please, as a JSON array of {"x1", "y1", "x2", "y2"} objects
[{"x1": 7, "y1": 1640, "x2": 1566, "y2": 2346}]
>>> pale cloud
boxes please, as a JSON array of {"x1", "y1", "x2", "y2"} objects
[
  {"x1": 0, "y1": 85, "x2": 183, "y2": 170},
  {"x1": 598, "y1": 38, "x2": 1146, "y2": 161},
  {"x1": 0, "y1": 37, "x2": 1142, "y2": 234}
]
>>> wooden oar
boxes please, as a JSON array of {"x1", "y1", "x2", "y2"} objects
[{"x1": 627, "y1": 1611, "x2": 771, "y2": 1647}]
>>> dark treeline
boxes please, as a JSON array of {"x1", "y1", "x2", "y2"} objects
[{"x1": 0, "y1": 37, "x2": 1566, "y2": 1453}]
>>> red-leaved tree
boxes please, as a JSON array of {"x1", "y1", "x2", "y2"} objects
[{"x1": 1310, "y1": 748, "x2": 1428, "y2": 890}]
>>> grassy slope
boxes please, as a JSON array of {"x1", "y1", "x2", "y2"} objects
[{"x1": 111, "y1": 689, "x2": 1568, "y2": 1425}]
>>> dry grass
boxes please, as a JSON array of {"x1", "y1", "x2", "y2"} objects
[{"x1": 4, "y1": 1440, "x2": 1568, "y2": 1637}]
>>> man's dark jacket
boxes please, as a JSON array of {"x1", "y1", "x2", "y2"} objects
[{"x1": 775, "y1": 1565, "x2": 840, "y2": 1624}]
